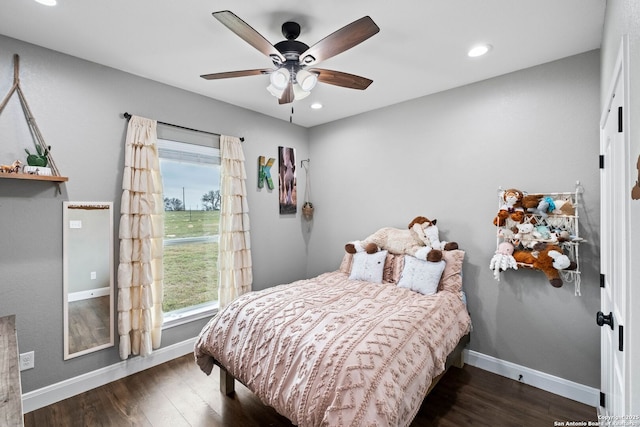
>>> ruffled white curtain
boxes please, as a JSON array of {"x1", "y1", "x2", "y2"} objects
[
  {"x1": 218, "y1": 135, "x2": 252, "y2": 309},
  {"x1": 117, "y1": 115, "x2": 164, "y2": 360}
]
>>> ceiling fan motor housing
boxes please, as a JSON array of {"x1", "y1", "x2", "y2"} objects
[
  {"x1": 281, "y1": 21, "x2": 301, "y2": 40},
  {"x1": 274, "y1": 34, "x2": 312, "y2": 83},
  {"x1": 274, "y1": 39, "x2": 309, "y2": 62}
]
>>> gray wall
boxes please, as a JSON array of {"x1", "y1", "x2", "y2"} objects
[
  {"x1": 0, "y1": 35, "x2": 309, "y2": 393},
  {"x1": 307, "y1": 50, "x2": 601, "y2": 388},
  {"x1": 0, "y1": 33, "x2": 601, "y2": 396}
]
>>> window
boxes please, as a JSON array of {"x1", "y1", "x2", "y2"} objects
[{"x1": 157, "y1": 138, "x2": 220, "y2": 326}]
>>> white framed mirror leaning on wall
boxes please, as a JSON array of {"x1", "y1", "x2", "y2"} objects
[{"x1": 63, "y1": 201, "x2": 114, "y2": 360}]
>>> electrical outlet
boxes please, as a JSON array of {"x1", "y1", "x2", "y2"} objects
[{"x1": 19, "y1": 351, "x2": 35, "y2": 371}]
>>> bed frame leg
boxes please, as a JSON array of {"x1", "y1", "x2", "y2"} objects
[
  {"x1": 452, "y1": 350, "x2": 465, "y2": 368},
  {"x1": 219, "y1": 367, "x2": 235, "y2": 395}
]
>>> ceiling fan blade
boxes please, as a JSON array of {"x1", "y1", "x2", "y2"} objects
[
  {"x1": 200, "y1": 68, "x2": 272, "y2": 80},
  {"x1": 213, "y1": 10, "x2": 286, "y2": 64},
  {"x1": 309, "y1": 68, "x2": 373, "y2": 90},
  {"x1": 299, "y1": 16, "x2": 379, "y2": 66},
  {"x1": 279, "y1": 82, "x2": 294, "y2": 104}
]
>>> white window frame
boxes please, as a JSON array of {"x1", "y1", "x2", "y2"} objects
[{"x1": 157, "y1": 137, "x2": 221, "y2": 329}]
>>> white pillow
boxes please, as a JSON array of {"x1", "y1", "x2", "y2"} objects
[
  {"x1": 349, "y1": 250, "x2": 388, "y2": 283},
  {"x1": 397, "y1": 255, "x2": 446, "y2": 295}
]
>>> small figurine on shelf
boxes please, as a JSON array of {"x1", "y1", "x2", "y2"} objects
[{"x1": 0, "y1": 159, "x2": 22, "y2": 174}]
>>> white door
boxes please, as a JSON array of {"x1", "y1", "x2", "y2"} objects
[{"x1": 599, "y1": 36, "x2": 628, "y2": 416}]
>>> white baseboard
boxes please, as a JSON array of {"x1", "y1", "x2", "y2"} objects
[
  {"x1": 21, "y1": 337, "x2": 197, "y2": 414},
  {"x1": 464, "y1": 349, "x2": 599, "y2": 407}
]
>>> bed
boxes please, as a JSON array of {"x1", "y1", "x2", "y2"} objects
[{"x1": 195, "y1": 249, "x2": 472, "y2": 427}]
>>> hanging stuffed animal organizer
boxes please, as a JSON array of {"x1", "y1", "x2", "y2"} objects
[{"x1": 490, "y1": 182, "x2": 585, "y2": 295}]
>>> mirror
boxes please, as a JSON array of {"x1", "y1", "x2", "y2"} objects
[{"x1": 63, "y1": 201, "x2": 114, "y2": 359}]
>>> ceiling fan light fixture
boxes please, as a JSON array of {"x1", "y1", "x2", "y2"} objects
[
  {"x1": 270, "y1": 68, "x2": 290, "y2": 90},
  {"x1": 35, "y1": 0, "x2": 57, "y2": 5},
  {"x1": 267, "y1": 84, "x2": 285, "y2": 98},
  {"x1": 296, "y1": 69, "x2": 318, "y2": 92},
  {"x1": 293, "y1": 83, "x2": 312, "y2": 100}
]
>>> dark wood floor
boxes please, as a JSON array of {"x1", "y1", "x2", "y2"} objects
[{"x1": 24, "y1": 354, "x2": 597, "y2": 427}]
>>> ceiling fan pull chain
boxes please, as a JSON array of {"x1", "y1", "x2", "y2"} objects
[{"x1": 290, "y1": 106, "x2": 294, "y2": 123}]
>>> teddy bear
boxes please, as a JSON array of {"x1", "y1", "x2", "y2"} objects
[
  {"x1": 514, "y1": 223, "x2": 541, "y2": 249},
  {"x1": 512, "y1": 242, "x2": 577, "y2": 287},
  {"x1": 345, "y1": 216, "x2": 458, "y2": 263},
  {"x1": 493, "y1": 188, "x2": 525, "y2": 226}
]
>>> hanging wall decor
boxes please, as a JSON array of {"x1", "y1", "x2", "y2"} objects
[
  {"x1": 0, "y1": 54, "x2": 66, "y2": 184},
  {"x1": 278, "y1": 146, "x2": 297, "y2": 214},
  {"x1": 258, "y1": 156, "x2": 275, "y2": 190},
  {"x1": 301, "y1": 158, "x2": 314, "y2": 220}
]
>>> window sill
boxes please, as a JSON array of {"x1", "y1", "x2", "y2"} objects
[{"x1": 162, "y1": 302, "x2": 218, "y2": 330}]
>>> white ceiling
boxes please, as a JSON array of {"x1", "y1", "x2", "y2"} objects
[{"x1": 0, "y1": 0, "x2": 605, "y2": 128}]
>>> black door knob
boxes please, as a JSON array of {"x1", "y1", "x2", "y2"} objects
[{"x1": 596, "y1": 311, "x2": 614, "y2": 330}]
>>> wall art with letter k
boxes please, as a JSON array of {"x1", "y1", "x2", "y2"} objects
[{"x1": 258, "y1": 156, "x2": 275, "y2": 190}]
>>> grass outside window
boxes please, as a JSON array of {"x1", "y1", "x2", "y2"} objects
[{"x1": 162, "y1": 210, "x2": 220, "y2": 313}]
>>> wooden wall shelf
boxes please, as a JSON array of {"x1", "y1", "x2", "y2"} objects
[
  {"x1": 0, "y1": 172, "x2": 68, "y2": 182},
  {"x1": 1, "y1": 54, "x2": 64, "y2": 183}
]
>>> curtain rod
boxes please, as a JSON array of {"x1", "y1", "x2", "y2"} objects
[{"x1": 123, "y1": 112, "x2": 244, "y2": 142}]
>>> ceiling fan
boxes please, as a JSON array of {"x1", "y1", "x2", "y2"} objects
[{"x1": 201, "y1": 10, "x2": 380, "y2": 105}]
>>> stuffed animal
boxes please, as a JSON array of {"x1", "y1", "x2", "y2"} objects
[
  {"x1": 512, "y1": 242, "x2": 577, "y2": 287},
  {"x1": 493, "y1": 188, "x2": 525, "y2": 226},
  {"x1": 551, "y1": 199, "x2": 575, "y2": 216},
  {"x1": 535, "y1": 225, "x2": 557, "y2": 242},
  {"x1": 345, "y1": 216, "x2": 458, "y2": 263},
  {"x1": 497, "y1": 227, "x2": 516, "y2": 240},
  {"x1": 514, "y1": 223, "x2": 540, "y2": 249},
  {"x1": 525, "y1": 196, "x2": 555, "y2": 218},
  {"x1": 489, "y1": 241, "x2": 518, "y2": 281},
  {"x1": 521, "y1": 194, "x2": 543, "y2": 211}
]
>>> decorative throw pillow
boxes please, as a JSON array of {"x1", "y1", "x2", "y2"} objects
[
  {"x1": 438, "y1": 250, "x2": 465, "y2": 293},
  {"x1": 339, "y1": 252, "x2": 353, "y2": 274},
  {"x1": 349, "y1": 250, "x2": 388, "y2": 283},
  {"x1": 398, "y1": 255, "x2": 446, "y2": 296}
]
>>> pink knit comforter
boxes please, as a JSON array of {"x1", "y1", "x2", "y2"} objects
[{"x1": 195, "y1": 271, "x2": 471, "y2": 427}]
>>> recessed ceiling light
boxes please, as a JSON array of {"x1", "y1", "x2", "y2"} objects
[
  {"x1": 468, "y1": 44, "x2": 492, "y2": 58},
  {"x1": 310, "y1": 102, "x2": 323, "y2": 110},
  {"x1": 35, "y1": 0, "x2": 57, "y2": 5}
]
